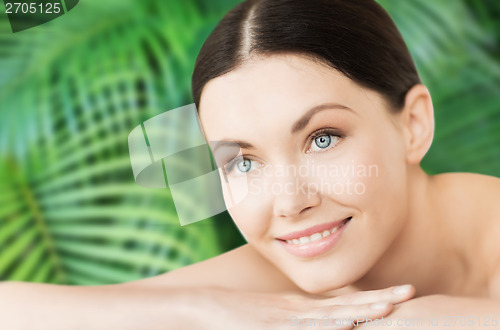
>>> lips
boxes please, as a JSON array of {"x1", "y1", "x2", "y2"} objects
[
  {"x1": 276, "y1": 217, "x2": 352, "y2": 258},
  {"x1": 275, "y1": 217, "x2": 352, "y2": 241}
]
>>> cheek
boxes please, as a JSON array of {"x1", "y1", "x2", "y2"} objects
[
  {"x1": 319, "y1": 133, "x2": 407, "y2": 209},
  {"x1": 220, "y1": 170, "x2": 270, "y2": 240},
  {"x1": 315, "y1": 154, "x2": 377, "y2": 204},
  {"x1": 227, "y1": 204, "x2": 269, "y2": 242},
  {"x1": 347, "y1": 133, "x2": 408, "y2": 232}
]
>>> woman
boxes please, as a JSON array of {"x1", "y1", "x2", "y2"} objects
[
  {"x1": 136, "y1": 0, "x2": 500, "y2": 327},
  {"x1": 1, "y1": 0, "x2": 499, "y2": 329}
]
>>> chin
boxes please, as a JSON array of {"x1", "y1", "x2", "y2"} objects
[
  {"x1": 281, "y1": 249, "x2": 384, "y2": 295},
  {"x1": 292, "y1": 277, "x2": 350, "y2": 295},
  {"x1": 281, "y1": 264, "x2": 363, "y2": 295}
]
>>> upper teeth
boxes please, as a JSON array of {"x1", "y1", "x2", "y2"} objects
[{"x1": 286, "y1": 225, "x2": 341, "y2": 245}]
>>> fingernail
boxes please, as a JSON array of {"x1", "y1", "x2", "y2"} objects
[
  {"x1": 392, "y1": 284, "x2": 412, "y2": 295},
  {"x1": 370, "y1": 302, "x2": 389, "y2": 310}
]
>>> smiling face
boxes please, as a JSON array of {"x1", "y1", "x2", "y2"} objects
[{"x1": 198, "y1": 54, "x2": 412, "y2": 294}]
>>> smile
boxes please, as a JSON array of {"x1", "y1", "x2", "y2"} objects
[{"x1": 276, "y1": 217, "x2": 352, "y2": 258}]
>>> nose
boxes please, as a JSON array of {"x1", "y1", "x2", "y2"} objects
[{"x1": 272, "y1": 174, "x2": 322, "y2": 219}]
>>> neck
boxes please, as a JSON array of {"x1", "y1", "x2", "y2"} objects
[{"x1": 349, "y1": 166, "x2": 467, "y2": 297}]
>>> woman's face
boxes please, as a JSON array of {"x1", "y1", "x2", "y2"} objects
[{"x1": 199, "y1": 54, "x2": 410, "y2": 294}]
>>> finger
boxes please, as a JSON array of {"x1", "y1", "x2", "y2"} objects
[
  {"x1": 318, "y1": 284, "x2": 415, "y2": 306},
  {"x1": 297, "y1": 301, "x2": 394, "y2": 330}
]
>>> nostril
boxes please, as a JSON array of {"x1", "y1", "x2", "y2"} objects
[{"x1": 299, "y1": 206, "x2": 315, "y2": 215}]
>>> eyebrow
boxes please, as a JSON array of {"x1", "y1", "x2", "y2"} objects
[
  {"x1": 211, "y1": 140, "x2": 255, "y2": 154},
  {"x1": 211, "y1": 102, "x2": 355, "y2": 154},
  {"x1": 290, "y1": 102, "x2": 355, "y2": 134}
]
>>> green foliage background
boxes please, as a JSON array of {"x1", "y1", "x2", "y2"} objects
[{"x1": 0, "y1": 0, "x2": 498, "y2": 285}]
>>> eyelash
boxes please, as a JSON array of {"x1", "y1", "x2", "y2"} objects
[
  {"x1": 305, "y1": 127, "x2": 343, "y2": 153},
  {"x1": 223, "y1": 127, "x2": 343, "y2": 174},
  {"x1": 224, "y1": 156, "x2": 259, "y2": 175}
]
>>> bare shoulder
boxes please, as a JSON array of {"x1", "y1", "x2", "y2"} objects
[
  {"x1": 435, "y1": 171, "x2": 500, "y2": 234},
  {"x1": 121, "y1": 243, "x2": 300, "y2": 293},
  {"x1": 433, "y1": 172, "x2": 500, "y2": 218},
  {"x1": 433, "y1": 172, "x2": 500, "y2": 198},
  {"x1": 435, "y1": 172, "x2": 500, "y2": 297}
]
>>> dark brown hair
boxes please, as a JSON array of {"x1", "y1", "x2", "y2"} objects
[{"x1": 192, "y1": 0, "x2": 421, "y2": 112}]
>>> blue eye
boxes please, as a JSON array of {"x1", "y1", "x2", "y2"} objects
[
  {"x1": 225, "y1": 157, "x2": 260, "y2": 175},
  {"x1": 236, "y1": 159, "x2": 252, "y2": 173},
  {"x1": 314, "y1": 135, "x2": 332, "y2": 149},
  {"x1": 307, "y1": 129, "x2": 342, "y2": 153}
]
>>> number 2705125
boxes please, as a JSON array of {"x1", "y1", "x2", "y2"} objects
[{"x1": 5, "y1": 2, "x2": 61, "y2": 14}]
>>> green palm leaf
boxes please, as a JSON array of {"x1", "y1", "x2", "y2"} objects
[
  {"x1": 379, "y1": 0, "x2": 500, "y2": 176},
  {"x1": 0, "y1": 0, "x2": 243, "y2": 285}
]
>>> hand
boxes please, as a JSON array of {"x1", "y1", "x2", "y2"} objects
[
  {"x1": 355, "y1": 294, "x2": 500, "y2": 330},
  {"x1": 189, "y1": 284, "x2": 415, "y2": 330}
]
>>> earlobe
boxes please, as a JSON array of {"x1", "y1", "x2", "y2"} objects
[{"x1": 401, "y1": 84, "x2": 435, "y2": 164}]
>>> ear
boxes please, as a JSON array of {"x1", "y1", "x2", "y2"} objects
[{"x1": 399, "y1": 84, "x2": 435, "y2": 164}]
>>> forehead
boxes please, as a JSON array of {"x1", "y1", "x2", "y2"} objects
[{"x1": 198, "y1": 54, "x2": 379, "y2": 140}]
